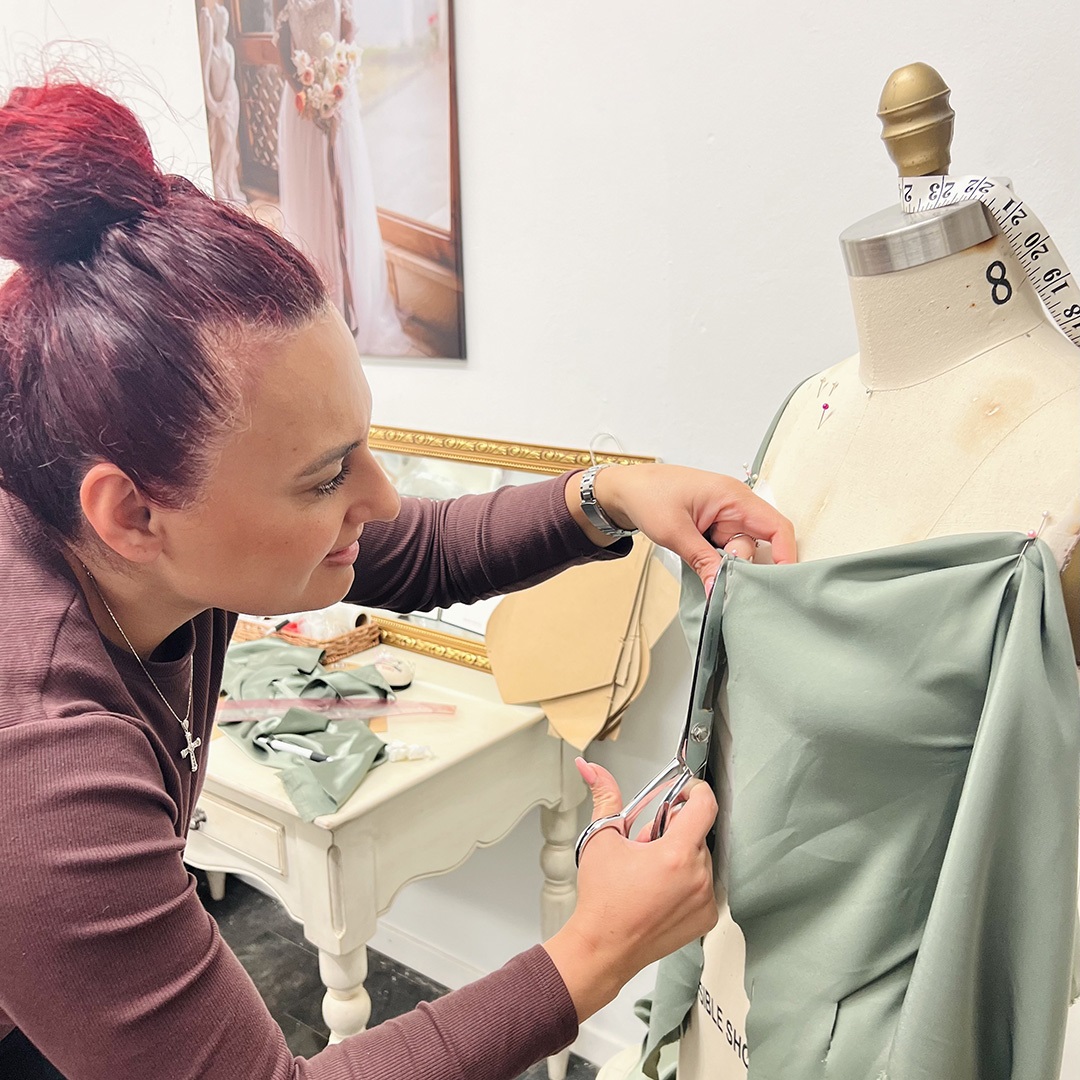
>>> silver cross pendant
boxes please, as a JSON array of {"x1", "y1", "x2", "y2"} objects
[{"x1": 180, "y1": 723, "x2": 203, "y2": 773}]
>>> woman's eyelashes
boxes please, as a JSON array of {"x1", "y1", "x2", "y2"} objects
[{"x1": 314, "y1": 462, "x2": 351, "y2": 497}]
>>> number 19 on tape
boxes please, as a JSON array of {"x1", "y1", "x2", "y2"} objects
[{"x1": 900, "y1": 175, "x2": 1080, "y2": 349}]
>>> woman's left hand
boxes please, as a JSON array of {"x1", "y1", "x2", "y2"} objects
[{"x1": 570, "y1": 464, "x2": 797, "y2": 591}]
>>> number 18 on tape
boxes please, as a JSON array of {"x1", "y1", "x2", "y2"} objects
[{"x1": 900, "y1": 175, "x2": 1080, "y2": 349}]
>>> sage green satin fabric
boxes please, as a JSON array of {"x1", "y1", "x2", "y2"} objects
[
  {"x1": 221, "y1": 637, "x2": 392, "y2": 703},
  {"x1": 642, "y1": 533, "x2": 1080, "y2": 1079},
  {"x1": 220, "y1": 638, "x2": 392, "y2": 820}
]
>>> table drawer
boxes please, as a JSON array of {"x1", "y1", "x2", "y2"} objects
[{"x1": 193, "y1": 793, "x2": 287, "y2": 874}]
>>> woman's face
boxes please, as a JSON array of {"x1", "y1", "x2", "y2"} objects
[{"x1": 155, "y1": 306, "x2": 400, "y2": 616}]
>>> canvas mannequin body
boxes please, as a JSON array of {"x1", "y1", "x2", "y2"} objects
[
  {"x1": 678, "y1": 204, "x2": 1080, "y2": 1080},
  {"x1": 756, "y1": 231, "x2": 1079, "y2": 575},
  {"x1": 591, "y1": 62, "x2": 1080, "y2": 1080},
  {"x1": 753, "y1": 60, "x2": 1079, "y2": 617}
]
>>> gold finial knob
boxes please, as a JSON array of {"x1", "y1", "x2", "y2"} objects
[{"x1": 877, "y1": 62, "x2": 954, "y2": 177}]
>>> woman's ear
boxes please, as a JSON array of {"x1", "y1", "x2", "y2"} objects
[{"x1": 78, "y1": 462, "x2": 164, "y2": 564}]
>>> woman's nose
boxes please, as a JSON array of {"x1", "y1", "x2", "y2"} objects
[{"x1": 350, "y1": 452, "x2": 400, "y2": 524}]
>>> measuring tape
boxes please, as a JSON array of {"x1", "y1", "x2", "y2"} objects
[{"x1": 899, "y1": 175, "x2": 1080, "y2": 349}]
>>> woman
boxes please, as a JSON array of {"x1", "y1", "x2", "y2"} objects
[{"x1": 0, "y1": 82, "x2": 795, "y2": 1080}]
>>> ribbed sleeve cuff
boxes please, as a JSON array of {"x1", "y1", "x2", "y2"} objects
[
  {"x1": 543, "y1": 470, "x2": 634, "y2": 562},
  {"x1": 318, "y1": 944, "x2": 579, "y2": 1080}
]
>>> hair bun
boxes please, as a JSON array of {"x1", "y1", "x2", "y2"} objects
[{"x1": 0, "y1": 82, "x2": 166, "y2": 269}]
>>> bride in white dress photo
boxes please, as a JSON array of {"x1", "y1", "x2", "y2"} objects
[{"x1": 275, "y1": 0, "x2": 411, "y2": 356}]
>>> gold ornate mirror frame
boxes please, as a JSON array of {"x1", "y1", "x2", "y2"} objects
[{"x1": 367, "y1": 425, "x2": 657, "y2": 671}]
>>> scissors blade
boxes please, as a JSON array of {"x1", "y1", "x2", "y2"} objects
[
  {"x1": 680, "y1": 556, "x2": 729, "y2": 776},
  {"x1": 574, "y1": 550, "x2": 733, "y2": 864}
]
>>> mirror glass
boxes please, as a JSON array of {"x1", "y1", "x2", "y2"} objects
[
  {"x1": 365, "y1": 427, "x2": 657, "y2": 668},
  {"x1": 237, "y1": 0, "x2": 274, "y2": 34}
]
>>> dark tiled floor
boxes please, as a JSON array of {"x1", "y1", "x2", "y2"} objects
[{"x1": 195, "y1": 871, "x2": 598, "y2": 1080}]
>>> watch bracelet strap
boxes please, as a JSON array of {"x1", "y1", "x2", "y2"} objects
[{"x1": 580, "y1": 464, "x2": 637, "y2": 538}]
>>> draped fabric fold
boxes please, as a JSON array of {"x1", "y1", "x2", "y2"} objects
[{"x1": 639, "y1": 532, "x2": 1079, "y2": 1080}]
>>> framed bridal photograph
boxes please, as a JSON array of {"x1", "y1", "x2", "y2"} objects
[{"x1": 194, "y1": 0, "x2": 465, "y2": 359}]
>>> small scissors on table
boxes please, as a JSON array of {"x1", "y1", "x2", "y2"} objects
[{"x1": 575, "y1": 552, "x2": 729, "y2": 864}]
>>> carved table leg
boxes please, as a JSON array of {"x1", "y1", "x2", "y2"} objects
[
  {"x1": 541, "y1": 805, "x2": 579, "y2": 1080},
  {"x1": 320, "y1": 944, "x2": 371, "y2": 1044},
  {"x1": 596, "y1": 1044, "x2": 644, "y2": 1080},
  {"x1": 205, "y1": 870, "x2": 227, "y2": 902}
]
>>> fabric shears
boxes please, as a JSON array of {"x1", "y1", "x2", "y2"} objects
[{"x1": 574, "y1": 551, "x2": 729, "y2": 864}]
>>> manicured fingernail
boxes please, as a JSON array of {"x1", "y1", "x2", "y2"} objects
[
  {"x1": 575, "y1": 757, "x2": 598, "y2": 784},
  {"x1": 704, "y1": 576, "x2": 716, "y2": 596}
]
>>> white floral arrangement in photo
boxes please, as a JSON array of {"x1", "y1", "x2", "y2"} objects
[{"x1": 292, "y1": 31, "x2": 360, "y2": 125}]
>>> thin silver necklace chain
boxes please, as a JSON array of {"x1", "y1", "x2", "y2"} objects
[{"x1": 80, "y1": 565, "x2": 201, "y2": 773}]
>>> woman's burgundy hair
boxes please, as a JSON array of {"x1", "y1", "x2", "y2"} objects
[{"x1": 0, "y1": 81, "x2": 328, "y2": 537}]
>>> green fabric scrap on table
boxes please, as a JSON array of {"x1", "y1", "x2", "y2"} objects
[
  {"x1": 221, "y1": 637, "x2": 393, "y2": 702},
  {"x1": 220, "y1": 638, "x2": 395, "y2": 820},
  {"x1": 225, "y1": 705, "x2": 389, "y2": 821}
]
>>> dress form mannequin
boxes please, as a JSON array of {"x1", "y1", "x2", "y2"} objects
[
  {"x1": 758, "y1": 219, "x2": 1079, "y2": 573},
  {"x1": 758, "y1": 62, "x2": 1078, "y2": 601},
  {"x1": 676, "y1": 63, "x2": 1079, "y2": 1078},
  {"x1": 198, "y1": 1, "x2": 245, "y2": 203}
]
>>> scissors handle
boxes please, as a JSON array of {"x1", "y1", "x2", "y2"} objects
[
  {"x1": 574, "y1": 756, "x2": 688, "y2": 865},
  {"x1": 650, "y1": 767, "x2": 698, "y2": 841},
  {"x1": 575, "y1": 546, "x2": 728, "y2": 868}
]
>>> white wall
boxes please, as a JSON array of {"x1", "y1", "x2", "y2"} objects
[{"x1": 3, "y1": 0, "x2": 1078, "y2": 1070}]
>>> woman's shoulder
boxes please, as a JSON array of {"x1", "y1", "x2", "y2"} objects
[{"x1": 0, "y1": 491, "x2": 229, "y2": 736}]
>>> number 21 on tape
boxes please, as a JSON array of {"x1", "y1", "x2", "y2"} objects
[{"x1": 900, "y1": 174, "x2": 1080, "y2": 349}]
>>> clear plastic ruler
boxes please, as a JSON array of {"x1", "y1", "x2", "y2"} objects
[{"x1": 900, "y1": 175, "x2": 1080, "y2": 349}]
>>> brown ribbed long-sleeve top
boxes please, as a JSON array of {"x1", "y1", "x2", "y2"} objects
[{"x1": 0, "y1": 477, "x2": 627, "y2": 1080}]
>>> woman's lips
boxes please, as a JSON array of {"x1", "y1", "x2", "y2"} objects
[{"x1": 323, "y1": 539, "x2": 360, "y2": 566}]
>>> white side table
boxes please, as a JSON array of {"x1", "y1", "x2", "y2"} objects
[{"x1": 184, "y1": 646, "x2": 586, "y2": 1080}]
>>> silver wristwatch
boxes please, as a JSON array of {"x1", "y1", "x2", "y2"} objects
[{"x1": 579, "y1": 464, "x2": 637, "y2": 538}]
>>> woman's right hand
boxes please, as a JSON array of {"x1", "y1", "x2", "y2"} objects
[{"x1": 543, "y1": 760, "x2": 718, "y2": 1022}]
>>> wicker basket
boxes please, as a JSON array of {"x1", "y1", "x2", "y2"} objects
[{"x1": 231, "y1": 614, "x2": 381, "y2": 665}]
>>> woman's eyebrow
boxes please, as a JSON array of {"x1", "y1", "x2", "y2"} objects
[{"x1": 297, "y1": 440, "x2": 361, "y2": 479}]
